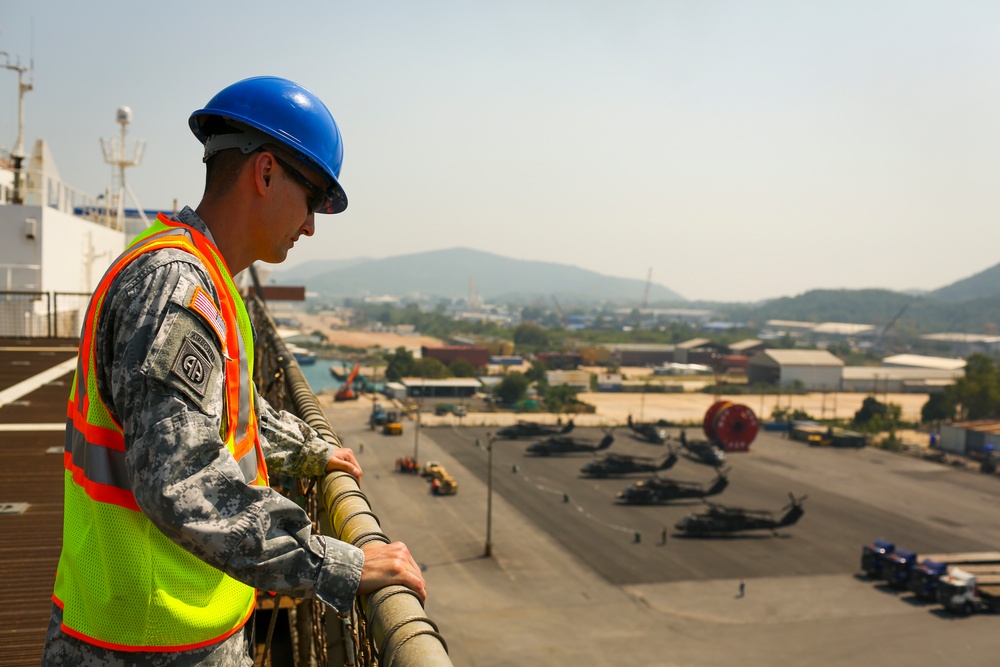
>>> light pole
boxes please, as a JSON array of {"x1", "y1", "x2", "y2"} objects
[
  {"x1": 413, "y1": 401, "x2": 421, "y2": 463},
  {"x1": 485, "y1": 432, "x2": 494, "y2": 557}
]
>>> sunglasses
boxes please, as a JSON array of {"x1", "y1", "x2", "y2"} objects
[{"x1": 272, "y1": 154, "x2": 328, "y2": 213}]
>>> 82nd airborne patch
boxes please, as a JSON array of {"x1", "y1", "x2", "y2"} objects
[{"x1": 171, "y1": 331, "x2": 215, "y2": 399}]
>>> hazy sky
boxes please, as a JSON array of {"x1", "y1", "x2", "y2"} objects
[{"x1": 1, "y1": 1, "x2": 998, "y2": 302}]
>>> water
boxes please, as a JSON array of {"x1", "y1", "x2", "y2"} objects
[
  {"x1": 298, "y1": 362, "x2": 344, "y2": 393},
  {"x1": 296, "y1": 361, "x2": 384, "y2": 395}
]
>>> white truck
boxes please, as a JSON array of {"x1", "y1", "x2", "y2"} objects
[{"x1": 936, "y1": 567, "x2": 1000, "y2": 615}]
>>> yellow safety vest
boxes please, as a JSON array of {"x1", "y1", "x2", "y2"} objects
[{"x1": 53, "y1": 214, "x2": 268, "y2": 651}]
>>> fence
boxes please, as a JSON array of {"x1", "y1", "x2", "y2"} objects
[{"x1": 0, "y1": 291, "x2": 91, "y2": 338}]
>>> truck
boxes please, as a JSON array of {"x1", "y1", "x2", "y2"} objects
[
  {"x1": 907, "y1": 552, "x2": 1000, "y2": 599},
  {"x1": 937, "y1": 567, "x2": 1000, "y2": 614},
  {"x1": 860, "y1": 539, "x2": 895, "y2": 578},
  {"x1": 369, "y1": 402, "x2": 387, "y2": 430}
]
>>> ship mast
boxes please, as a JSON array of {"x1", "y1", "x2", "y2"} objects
[
  {"x1": 1, "y1": 50, "x2": 33, "y2": 204},
  {"x1": 100, "y1": 106, "x2": 148, "y2": 231}
]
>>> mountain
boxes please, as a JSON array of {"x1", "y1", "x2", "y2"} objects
[
  {"x1": 931, "y1": 261, "x2": 1000, "y2": 302},
  {"x1": 268, "y1": 257, "x2": 372, "y2": 285},
  {"x1": 269, "y1": 247, "x2": 684, "y2": 304}
]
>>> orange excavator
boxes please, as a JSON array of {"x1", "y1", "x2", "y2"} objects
[{"x1": 334, "y1": 364, "x2": 361, "y2": 401}]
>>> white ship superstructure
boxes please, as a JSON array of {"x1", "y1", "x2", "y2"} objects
[{"x1": 0, "y1": 51, "x2": 149, "y2": 336}]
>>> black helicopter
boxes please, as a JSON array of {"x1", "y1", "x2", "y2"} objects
[
  {"x1": 526, "y1": 432, "x2": 613, "y2": 456},
  {"x1": 674, "y1": 493, "x2": 807, "y2": 536},
  {"x1": 615, "y1": 469, "x2": 729, "y2": 505},
  {"x1": 679, "y1": 431, "x2": 725, "y2": 467},
  {"x1": 497, "y1": 419, "x2": 574, "y2": 440},
  {"x1": 626, "y1": 415, "x2": 670, "y2": 445},
  {"x1": 579, "y1": 449, "x2": 678, "y2": 478}
]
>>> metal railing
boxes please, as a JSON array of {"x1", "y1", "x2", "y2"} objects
[
  {"x1": 0, "y1": 291, "x2": 91, "y2": 338},
  {"x1": 247, "y1": 293, "x2": 452, "y2": 667}
]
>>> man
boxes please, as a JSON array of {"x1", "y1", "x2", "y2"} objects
[{"x1": 43, "y1": 77, "x2": 426, "y2": 665}]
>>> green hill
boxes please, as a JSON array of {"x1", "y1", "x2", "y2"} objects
[{"x1": 270, "y1": 247, "x2": 684, "y2": 304}]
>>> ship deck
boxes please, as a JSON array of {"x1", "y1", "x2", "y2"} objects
[{"x1": 0, "y1": 338, "x2": 78, "y2": 666}]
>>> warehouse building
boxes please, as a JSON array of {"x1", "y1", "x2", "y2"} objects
[
  {"x1": 399, "y1": 377, "x2": 482, "y2": 398},
  {"x1": 421, "y1": 345, "x2": 490, "y2": 369},
  {"x1": 747, "y1": 349, "x2": 844, "y2": 390},
  {"x1": 840, "y1": 366, "x2": 961, "y2": 393},
  {"x1": 881, "y1": 354, "x2": 966, "y2": 371},
  {"x1": 939, "y1": 420, "x2": 1000, "y2": 457},
  {"x1": 603, "y1": 343, "x2": 676, "y2": 367}
]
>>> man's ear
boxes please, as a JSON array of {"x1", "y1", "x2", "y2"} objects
[{"x1": 252, "y1": 151, "x2": 275, "y2": 196}]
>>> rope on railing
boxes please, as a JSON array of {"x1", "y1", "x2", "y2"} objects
[{"x1": 246, "y1": 293, "x2": 452, "y2": 667}]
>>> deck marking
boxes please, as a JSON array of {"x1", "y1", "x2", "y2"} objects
[{"x1": 0, "y1": 356, "x2": 78, "y2": 408}]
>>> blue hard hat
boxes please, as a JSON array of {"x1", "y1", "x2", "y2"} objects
[{"x1": 190, "y1": 76, "x2": 347, "y2": 214}]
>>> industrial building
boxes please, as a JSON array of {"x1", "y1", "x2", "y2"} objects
[
  {"x1": 747, "y1": 349, "x2": 844, "y2": 390},
  {"x1": 840, "y1": 366, "x2": 961, "y2": 393},
  {"x1": 421, "y1": 345, "x2": 490, "y2": 369},
  {"x1": 398, "y1": 377, "x2": 482, "y2": 398},
  {"x1": 881, "y1": 354, "x2": 966, "y2": 371},
  {"x1": 919, "y1": 333, "x2": 1000, "y2": 358},
  {"x1": 939, "y1": 420, "x2": 1000, "y2": 457}
]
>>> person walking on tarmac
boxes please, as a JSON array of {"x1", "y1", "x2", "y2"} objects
[{"x1": 42, "y1": 77, "x2": 426, "y2": 666}]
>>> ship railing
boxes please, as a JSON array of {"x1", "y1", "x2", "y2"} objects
[
  {"x1": 247, "y1": 292, "x2": 453, "y2": 667},
  {"x1": 0, "y1": 290, "x2": 89, "y2": 338},
  {"x1": 3, "y1": 164, "x2": 127, "y2": 231}
]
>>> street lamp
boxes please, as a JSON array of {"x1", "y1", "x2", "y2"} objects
[{"x1": 485, "y1": 432, "x2": 495, "y2": 557}]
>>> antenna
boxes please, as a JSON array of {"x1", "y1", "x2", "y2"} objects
[
  {"x1": 100, "y1": 106, "x2": 148, "y2": 231},
  {"x1": 1, "y1": 50, "x2": 33, "y2": 203}
]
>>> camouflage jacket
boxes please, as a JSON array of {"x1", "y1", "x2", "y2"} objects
[{"x1": 43, "y1": 207, "x2": 362, "y2": 666}]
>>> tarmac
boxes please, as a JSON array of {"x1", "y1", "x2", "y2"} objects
[{"x1": 324, "y1": 398, "x2": 1000, "y2": 667}]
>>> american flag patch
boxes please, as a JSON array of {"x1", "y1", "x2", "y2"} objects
[{"x1": 189, "y1": 286, "x2": 227, "y2": 343}]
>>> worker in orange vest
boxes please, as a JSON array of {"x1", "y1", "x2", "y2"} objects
[{"x1": 43, "y1": 77, "x2": 425, "y2": 665}]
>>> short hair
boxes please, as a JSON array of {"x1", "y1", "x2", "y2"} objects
[{"x1": 204, "y1": 147, "x2": 254, "y2": 196}]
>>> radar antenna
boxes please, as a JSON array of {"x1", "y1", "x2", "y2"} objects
[{"x1": 100, "y1": 106, "x2": 148, "y2": 231}]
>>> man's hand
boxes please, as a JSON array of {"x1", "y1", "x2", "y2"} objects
[
  {"x1": 358, "y1": 542, "x2": 427, "y2": 604},
  {"x1": 325, "y1": 447, "x2": 362, "y2": 482}
]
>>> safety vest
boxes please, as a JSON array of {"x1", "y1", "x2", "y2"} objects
[{"x1": 53, "y1": 214, "x2": 268, "y2": 652}]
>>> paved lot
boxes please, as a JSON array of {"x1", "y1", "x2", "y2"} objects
[{"x1": 329, "y1": 405, "x2": 1000, "y2": 667}]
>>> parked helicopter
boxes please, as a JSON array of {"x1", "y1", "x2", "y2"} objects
[
  {"x1": 526, "y1": 432, "x2": 613, "y2": 456},
  {"x1": 497, "y1": 419, "x2": 574, "y2": 440},
  {"x1": 616, "y1": 469, "x2": 729, "y2": 505},
  {"x1": 580, "y1": 449, "x2": 678, "y2": 478},
  {"x1": 626, "y1": 415, "x2": 670, "y2": 445},
  {"x1": 674, "y1": 493, "x2": 807, "y2": 536},
  {"x1": 679, "y1": 432, "x2": 725, "y2": 467}
]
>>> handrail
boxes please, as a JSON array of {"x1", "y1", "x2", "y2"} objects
[{"x1": 247, "y1": 293, "x2": 452, "y2": 667}]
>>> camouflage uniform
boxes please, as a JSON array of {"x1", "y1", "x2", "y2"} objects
[{"x1": 43, "y1": 207, "x2": 363, "y2": 666}]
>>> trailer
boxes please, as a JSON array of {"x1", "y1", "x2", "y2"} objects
[
  {"x1": 907, "y1": 552, "x2": 1000, "y2": 600},
  {"x1": 937, "y1": 568, "x2": 1000, "y2": 614},
  {"x1": 860, "y1": 539, "x2": 895, "y2": 578},
  {"x1": 883, "y1": 550, "x2": 1000, "y2": 590}
]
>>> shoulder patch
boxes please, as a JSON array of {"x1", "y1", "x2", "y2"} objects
[
  {"x1": 171, "y1": 331, "x2": 215, "y2": 399},
  {"x1": 142, "y1": 304, "x2": 223, "y2": 416}
]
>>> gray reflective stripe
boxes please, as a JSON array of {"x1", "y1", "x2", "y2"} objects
[
  {"x1": 235, "y1": 329, "x2": 252, "y2": 445},
  {"x1": 237, "y1": 450, "x2": 257, "y2": 483},
  {"x1": 65, "y1": 422, "x2": 132, "y2": 492}
]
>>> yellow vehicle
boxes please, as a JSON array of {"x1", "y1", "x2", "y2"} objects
[
  {"x1": 431, "y1": 472, "x2": 459, "y2": 496},
  {"x1": 383, "y1": 411, "x2": 403, "y2": 436}
]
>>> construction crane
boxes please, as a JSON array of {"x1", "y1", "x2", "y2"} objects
[
  {"x1": 642, "y1": 267, "x2": 652, "y2": 311},
  {"x1": 876, "y1": 303, "x2": 909, "y2": 351},
  {"x1": 551, "y1": 295, "x2": 568, "y2": 328}
]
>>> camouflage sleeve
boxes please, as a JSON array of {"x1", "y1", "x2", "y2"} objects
[
  {"x1": 96, "y1": 251, "x2": 363, "y2": 613},
  {"x1": 255, "y1": 391, "x2": 339, "y2": 477}
]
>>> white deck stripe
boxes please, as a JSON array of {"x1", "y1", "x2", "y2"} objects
[
  {"x1": 0, "y1": 356, "x2": 78, "y2": 408},
  {"x1": 0, "y1": 423, "x2": 66, "y2": 431}
]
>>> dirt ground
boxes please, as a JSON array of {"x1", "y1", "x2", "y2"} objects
[{"x1": 292, "y1": 312, "x2": 444, "y2": 352}]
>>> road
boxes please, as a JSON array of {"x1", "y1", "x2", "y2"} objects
[{"x1": 334, "y1": 408, "x2": 1000, "y2": 667}]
